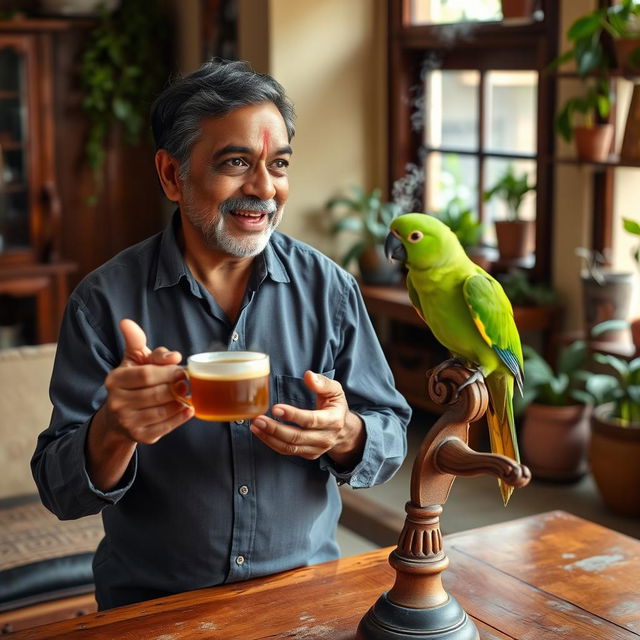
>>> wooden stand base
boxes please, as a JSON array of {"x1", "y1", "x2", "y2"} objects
[{"x1": 358, "y1": 591, "x2": 477, "y2": 640}]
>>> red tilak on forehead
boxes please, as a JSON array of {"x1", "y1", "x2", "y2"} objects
[{"x1": 260, "y1": 130, "x2": 270, "y2": 158}]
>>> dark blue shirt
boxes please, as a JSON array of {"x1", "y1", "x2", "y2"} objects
[{"x1": 31, "y1": 212, "x2": 411, "y2": 609}]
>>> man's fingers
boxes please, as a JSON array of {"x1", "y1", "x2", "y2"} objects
[
  {"x1": 250, "y1": 416, "x2": 332, "y2": 458},
  {"x1": 148, "y1": 346, "x2": 182, "y2": 366},
  {"x1": 106, "y1": 363, "x2": 185, "y2": 393},
  {"x1": 119, "y1": 319, "x2": 151, "y2": 365}
]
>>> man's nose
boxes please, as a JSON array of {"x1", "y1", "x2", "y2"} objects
[{"x1": 242, "y1": 164, "x2": 276, "y2": 200}]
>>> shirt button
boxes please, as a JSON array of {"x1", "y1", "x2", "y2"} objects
[
  {"x1": 234, "y1": 420, "x2": 245, "y2": 425},
  {"x1": 236, "y1": 555, "x2": 245, "y2": 566},
  {"x1": 239, "y1": 485, "x2": 249, "y2": 496},
  {"x1": 231, "y1": 332, "x2": 239, "y2": 342}
]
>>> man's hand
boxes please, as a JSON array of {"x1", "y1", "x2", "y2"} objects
[
  {"x1": 249, "y1": 371, "x2": 366, "y2": 469},
  {"x1": 86, "y1": 319, "x2": 194, "y2": 491}
]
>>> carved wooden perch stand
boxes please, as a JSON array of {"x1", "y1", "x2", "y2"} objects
[{"x1": 357, "y1": 363, "x2": 531, "y2": 640}]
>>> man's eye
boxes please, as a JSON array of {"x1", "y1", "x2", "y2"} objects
[{"x1": 272, "y1": 159, "x2": 289, "y2": 169}]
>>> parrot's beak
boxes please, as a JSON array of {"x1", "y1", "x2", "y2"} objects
[{"x1": 384, "y1": 232, "x2": 406, "y2": 263}]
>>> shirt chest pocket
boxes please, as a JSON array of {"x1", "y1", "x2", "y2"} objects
[{"x1": 274, "y1": 370, "x2": 336, "y2": 409}]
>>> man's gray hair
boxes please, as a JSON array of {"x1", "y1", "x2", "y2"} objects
[{"x1": 151, "y1": 59, "x2": 296, "y2": 178}]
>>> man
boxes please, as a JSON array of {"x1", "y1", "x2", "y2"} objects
[{"x1": 31, "y1": 59, "x2": 411, "y2": 610}]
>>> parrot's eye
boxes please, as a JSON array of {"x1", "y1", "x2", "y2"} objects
[{"x1": 408, "y1": 231, "x2": 423, "y2": 243}]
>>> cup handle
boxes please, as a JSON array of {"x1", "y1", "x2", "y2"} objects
[{"x1": 171, "y1": 368, "x2": 193, "y2": 409}]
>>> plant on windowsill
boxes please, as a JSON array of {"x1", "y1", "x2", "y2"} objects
[
  {"x1": 555, "y1": 80, "x2": 614, "y2": 163},
  {"x1": 79, "y1": 0, "x2": 169, "y2": 203},
  {"x1": 326, "y1": 185, "x2": 402, "y2": 285},
  {"x1": 605, "y1": 0, "x2": 640, "y2": 73},
  {"x1": 483, "y1": 165, "x2": 535, "y2": 261}
]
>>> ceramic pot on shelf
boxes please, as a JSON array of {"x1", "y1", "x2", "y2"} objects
[{"x1": 573, "y1": 124, "x2": 614, "y2": 163}]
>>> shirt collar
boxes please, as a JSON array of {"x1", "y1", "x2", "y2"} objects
[{"x1": 154, "y1": 210, "x2": 290, "y2": 292}]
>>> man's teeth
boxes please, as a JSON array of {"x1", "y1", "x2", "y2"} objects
[{"x1": 234, "y1": 211, "x2": 264, "y2": 218}]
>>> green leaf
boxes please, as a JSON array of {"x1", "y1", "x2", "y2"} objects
[
  {"x1": 623, "y1": 217, "x2": 640, "y2": 236},
  {"x1": 591, "y1": 319, "x2": 629, "y2": 338},
  {"x1": 594, "y1": 352, "x2": 630, "y2": 379}
]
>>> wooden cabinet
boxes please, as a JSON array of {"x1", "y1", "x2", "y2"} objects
[
  {"x1": 0, "y1": 18, "x2": 166, "y2": 346},
  {"x1": 0, "y1": 26, "x2": 60, "y2": 264}
]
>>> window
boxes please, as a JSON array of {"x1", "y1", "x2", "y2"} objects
[{"x1": 388, "y1": 0, "x2": 558, "y2": 280}]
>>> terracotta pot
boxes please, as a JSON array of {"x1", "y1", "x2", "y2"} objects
[
  {"x1": 522, "y1": 403, "x2": 591, "y2": 481},
  {"x1": 613, "y1": 38, "x2": 640, "y2": 74},
  {"x1": 494, "y1": 220, "x2": 535, "y2": 260},
  {"x1": 358, "y1": 245, "x2": 401, "y2": 286},
  {"x1": 573, "y1": 125, "x2": 614, "y2": 163},
  {"x1": 590, "y1": 403, "x2": 640, "y2": 517},
  {"x1": 501, "y1": 0, "x2": 536, "y2": 21}
]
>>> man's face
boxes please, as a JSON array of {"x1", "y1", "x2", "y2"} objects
[{"x1": 179, "y1": 102, "x2": 292, "y2": 257}]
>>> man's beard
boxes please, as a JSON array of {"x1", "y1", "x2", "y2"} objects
[{"x1": 182, "y1": 194, "x2": 283, "y2": 258}]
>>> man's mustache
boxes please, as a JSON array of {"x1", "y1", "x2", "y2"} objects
[{"x1": 219, "y1": 197, "x2": 278, "y2": 215}]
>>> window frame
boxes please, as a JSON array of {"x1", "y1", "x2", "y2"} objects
[{"x1": 388, "y1": 0, "x2": 560, "y2": 282}]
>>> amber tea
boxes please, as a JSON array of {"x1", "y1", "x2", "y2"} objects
[{"x1": 173, "y1": 351, "x2": 270, "y2": 421}]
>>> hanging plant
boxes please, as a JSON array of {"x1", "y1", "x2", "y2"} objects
[{"x1": 79, "y1": 0, "x2": 170, "y2": 199}]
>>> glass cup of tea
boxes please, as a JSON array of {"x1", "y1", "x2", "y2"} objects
[{"x1": 172, "y1": 351, "x2": 270, "y2": 421}]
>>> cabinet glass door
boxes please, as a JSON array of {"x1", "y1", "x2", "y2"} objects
[{"x1": 0, "y1": 40, "x2": 30, "y2": 255}]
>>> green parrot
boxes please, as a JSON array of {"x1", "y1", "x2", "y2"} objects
[{"x1": 384, "y1": 212, "x2": 524, "y2": 505}]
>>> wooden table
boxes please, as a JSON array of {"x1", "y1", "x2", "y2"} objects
[{"x1": 10, "y1": 511, "x2": 639, "y2": 639}]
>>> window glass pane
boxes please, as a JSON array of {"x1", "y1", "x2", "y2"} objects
[
  {"x1": 485, "y1": 71, "x2": 538, "y2": 154},
  {"x1": 411, "y1": 0, "x2": 501, "y2": 24},
  {"x1": 426, "y1": 152, "x2": 478, "y2": 216},
  {"x1": 484, "y1": 157, "x2": 536, "y2": 227},
  {"x1": 426, "y1": 70, "x2": 479, "y2": 151}
]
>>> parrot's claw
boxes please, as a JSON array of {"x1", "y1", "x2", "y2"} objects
[{"x1": 453, "y1": 369, "x2": 485, "y2": 401}]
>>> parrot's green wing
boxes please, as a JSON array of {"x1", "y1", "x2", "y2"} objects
[{"x1": 462, "y1": 274, "x2": 524, "y2": 393}]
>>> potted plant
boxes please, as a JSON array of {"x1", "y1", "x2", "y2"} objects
[
  {"x1": 623, "y1": 217, "x2": 640, "y2": 353},
  {"x1": 604, "y1": 0, "x2": 640, "y2": 73},
  {"x1": 433, "y1": 197, "x2": 489, "y2": 269},
  {"x1": 483, "y1": 166, "x2": 535, "y2": 260},
  {"x1": 555, "y1": 80, "x2": 614, "y2": 163},
  {"x1": 576, "y1": 247, "x2": 634, "y2": 343},
  {"x1": 518, "y1": 338, "x2": 594, "y2": 482},
  {"x1": 584, "y1": 320, "x2": 640, "y2": 516},
  {"x1": 326, "y1": 185, "x2": 402, "y2": 285}
]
